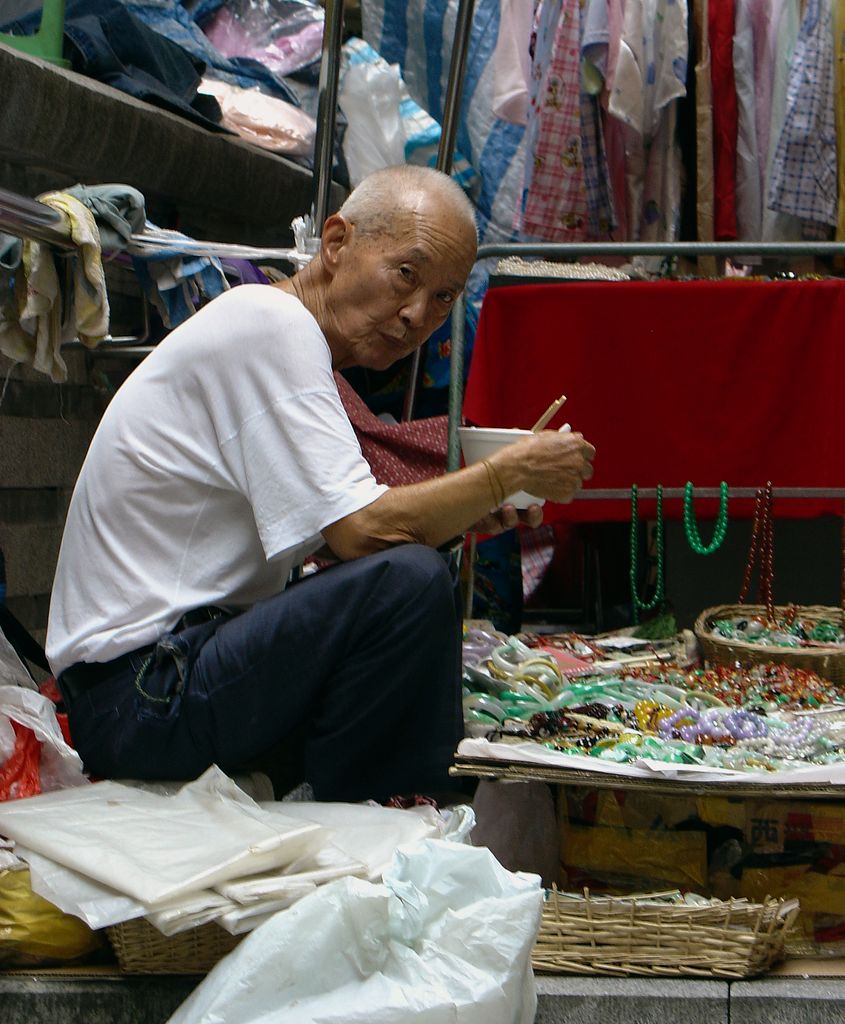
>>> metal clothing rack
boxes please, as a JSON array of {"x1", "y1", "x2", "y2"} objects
[{"x1": 0, "y1": 186, "x2": 74, "y2": 250}]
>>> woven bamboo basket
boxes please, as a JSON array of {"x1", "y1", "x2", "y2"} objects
[
  {"x1": 694, "y1": 604, "x2": 845, "y2": 686},
  {"x1": 107, "y1": 918, "x2": 242, "y2": 974},
  {"x1": 532, "y1": 889, "x2": 800, "y2": 978}
]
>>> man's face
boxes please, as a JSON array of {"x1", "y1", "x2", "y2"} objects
[{"x1": 324, "y1": 198, "x2": 477, "y2": 371}]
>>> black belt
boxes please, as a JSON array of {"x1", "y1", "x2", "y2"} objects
[
  {"x1": 59, "y1": 643, "x2": 156, "y2": 703},
  {"x1": 58, "y1": 606, "x2": 229, "y2": 703}
]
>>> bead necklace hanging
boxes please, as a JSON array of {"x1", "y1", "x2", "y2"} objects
[
  {"x1": 738, "y1": 485, "x2": 765, "y2": 604},
  {"x1": 841, "y1": 501, "x2": 845, "y2": 628},
  {"x1": 738, "y1": 481, "x2": 775, "y2": 623},
  {"x1": 760, "y1": 482, "x2": 775, "y2": 622},
  {"x1": 683, "y1": 481, "x2": 729, "y2": 555},
  {"x1": 629, "y1": 483, "x2": 665, "y2": 624}
]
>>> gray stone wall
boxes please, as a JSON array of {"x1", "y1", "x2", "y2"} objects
[
  {"x1": 0, "y1": 263, "x2": 142, "y2": 651},
  {"x1": 0, "y1": 350, "x2": 113, "y2": 648}
]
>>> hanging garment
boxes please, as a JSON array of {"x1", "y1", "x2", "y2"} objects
[
  {"x1": 752, "y1": 0, "x2": 786, "y2": 206},
  {"x1": 733, "y1": 0, "x2": 762, "y2": 242},
  {"x1": 131, "y1": 227, "x2": 229, "y2": 329},
  {"x1": 709, "y1": 0, "x2": 738, "y2": 239},
  {"x1": 0, "y1": 193, "x2": 109, "y2": 383},
  {"x1": 580, "y1": 0, "x2": 618, "y2": 237},
  {"x1": 492, "y1": 0, "x2": 534, "y2": 125},
  {"x1": 768, "y1": 0, "x2": 837, "y2": 232},
  {"x1": 761, "y1": 0, "x2": 803, "y2": 241},
  {"x1": 518, "y1": 0, "x2": 590, "y2": 241},
  {"x1": 835, "y1": 0, "x2": 845, "y2": 239},
  {"x1": 607, "y1": 0, "x2": 688, "y2": 241},
  {"x1": 694, "y1": 0, "x2": 715, "y2": 250},
  {"x1": 601, "y1": 0, "x2": 629, "y2": 239}
]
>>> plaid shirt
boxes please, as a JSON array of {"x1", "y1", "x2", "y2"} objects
[
  {"x1": 518, "y1": 0, "x2": 590, "y2": 241},
  {"x1": 768, "y1": 0, "x2": 837, "y2": 228}
]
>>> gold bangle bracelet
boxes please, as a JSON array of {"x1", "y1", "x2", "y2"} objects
[{"x1": 480, "y1": 458, "x2": 506, "y2": 506}]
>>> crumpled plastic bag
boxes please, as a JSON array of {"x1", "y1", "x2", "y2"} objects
[
  {"x1": 167, "y1": 838, "x2": 543, "y2": 1024},
  {"x1": 0, "y1": 686, "x2": 88, "y2": 800},
  {"x1": 338, "y1": 60, "x2": 406, "y2": 186}
]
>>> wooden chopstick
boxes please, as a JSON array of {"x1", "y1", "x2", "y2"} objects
[{"x1": 531, "y1": 393, "x2": 567, "y2": 432}]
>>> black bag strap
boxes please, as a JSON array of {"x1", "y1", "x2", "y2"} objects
[{"x1": 0, "y1": 604, "x2": 50, "y2": 675}]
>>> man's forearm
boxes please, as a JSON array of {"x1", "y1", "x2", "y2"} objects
[
  {"x1": 321, "y1": 430, "x2": 595, "y2": 561},
  {"x1": 322, "y1": 456, "x2": 518, "y2": 560}
]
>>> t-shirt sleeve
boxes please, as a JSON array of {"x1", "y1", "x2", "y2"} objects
[{"x1": 215, "y1": 296, "x2": 387, "y2": 561}]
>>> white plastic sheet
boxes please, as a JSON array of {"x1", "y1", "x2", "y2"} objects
[
  {"x1": 167, "y1": 839, "x2": 543, "y2": 1024},
  {"x1": 0, "y1": 766, "x2": 319, "y2": 905},
  {"x1": 22, "y1": 844, "x2": 147, "y2": 929},
  {"x1": 264, "y1": 800, "x2": 443, "y2": 880},
  {"x1": 14, "y1": 777, "x2": 465, "y2": 934}
]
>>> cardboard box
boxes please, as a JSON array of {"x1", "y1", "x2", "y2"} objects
[{"x1": 557, "y1": 787, "x2": 845, "y2": 957}]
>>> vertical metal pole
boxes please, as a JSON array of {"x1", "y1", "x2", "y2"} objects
[
  {"x1": 402, "y1": 0, "x2": 476, "y2": 422},
  {"x1": 310, "y1": 0, "x2": 345, "y2": 236},
  {"x1": 447, "y1": 291, "x2": 466, "y2": 472},
  {"x1": 435, "y1": 0, "x2": 476, "y2": 176}
]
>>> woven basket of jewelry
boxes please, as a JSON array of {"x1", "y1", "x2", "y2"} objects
[
  {"x1": 695, "y1": 604, "x2": 845, "y2": 687},
  {"x1": 532, "y1": 888, "x2": 800, "y2": 978}
]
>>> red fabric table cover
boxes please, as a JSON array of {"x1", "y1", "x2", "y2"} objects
[{"x1": 462, "y1": 280, "x2": 845, "y2": 522}]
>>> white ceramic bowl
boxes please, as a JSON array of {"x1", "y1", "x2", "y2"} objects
[{"x1": 458, "y1": 426, "x2": 545, "y2": 509}]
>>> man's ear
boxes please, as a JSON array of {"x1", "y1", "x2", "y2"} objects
[{"x1": 320, "y1": 214, "x2": 352, "y2": 276}]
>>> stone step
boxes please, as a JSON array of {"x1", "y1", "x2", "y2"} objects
[{"x1": 2, "y1": 971, "x2": 845, "y2": 1024}]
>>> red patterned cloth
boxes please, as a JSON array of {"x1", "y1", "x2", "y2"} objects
[
  {"x1": 335, "y1": 373, "x2": 447, "y2": 486},
  {"x1": 709, "y1": 0, "x2": 738, "y2": 240},
  {"x1": 463, "y1": 280, "x2": 845, "y2": 522}
]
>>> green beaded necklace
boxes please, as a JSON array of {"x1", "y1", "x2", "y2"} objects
[
  {"x1": 629, "y1": 483, "x2": 665, "y2": 624},
  {"x1": 683, "y1": 481, "x2": 729, "y2": 555}
]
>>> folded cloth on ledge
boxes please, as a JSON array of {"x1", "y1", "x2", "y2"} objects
[
  {"x1": 132, "y1": 222, "x2": 229, "y2": 328},
  {"x1": 0, "y1": 193, "x2": 109, "y2": 382},
  {"x1": 0, "y1": 0, "x2": 228, "y2": 132},
  {"x1": 66, "y1": 184, "x2": 146, "y2": 253},
  {"x1": 199, "y1": 77, "x2": 316, "y2": 155}
]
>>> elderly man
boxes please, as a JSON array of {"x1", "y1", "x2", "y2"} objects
[{"x1": 47, "y1": 166, "x2": 595, "y2": 801}]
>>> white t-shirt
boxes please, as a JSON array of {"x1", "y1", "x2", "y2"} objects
[{"x1": 46, "y1": 285, "x2": 388, "y2": 676}]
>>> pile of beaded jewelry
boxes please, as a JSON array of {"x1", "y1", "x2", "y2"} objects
[
  {"x1": 710, "y1": 612, "x2": 845, "y2": 649},
  {"x1": 462, "y1": 636, "x2": 845, "y2": 772}
]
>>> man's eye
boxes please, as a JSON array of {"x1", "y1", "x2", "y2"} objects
[
  {"x1": 399, "y1": 266, "x2": 415, "y2": 281},
  {"x1": 438, "y1": 292, "x2": 455, "y2": 305}
]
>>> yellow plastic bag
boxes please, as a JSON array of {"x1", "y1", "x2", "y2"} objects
[{"x1": 0, "y1": 867, "x2": 102, "y2": 965}]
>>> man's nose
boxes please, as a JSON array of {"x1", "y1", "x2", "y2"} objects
[{"x1": 399, "y1": 292, "x2": 430, "y2": 329}]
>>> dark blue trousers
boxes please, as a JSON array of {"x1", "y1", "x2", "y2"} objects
[{"x1": 64, "y1": 545, "x2": 464, "y2": 802}]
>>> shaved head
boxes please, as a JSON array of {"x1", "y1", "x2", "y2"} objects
[{"x1": 338, "y1": 165, "x2": 477, "y2": 247}]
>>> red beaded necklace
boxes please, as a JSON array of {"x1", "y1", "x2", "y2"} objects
[{"x1": 738, "y1": 481, "x2": 775, "y2": 623}]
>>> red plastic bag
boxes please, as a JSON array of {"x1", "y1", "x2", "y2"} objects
[
  {"x1": 0, "y1": 721, "x2": 42, "y2": 801},
  {"x1": 38, "y1": 676, "x2": 72, "y2": 747}
]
